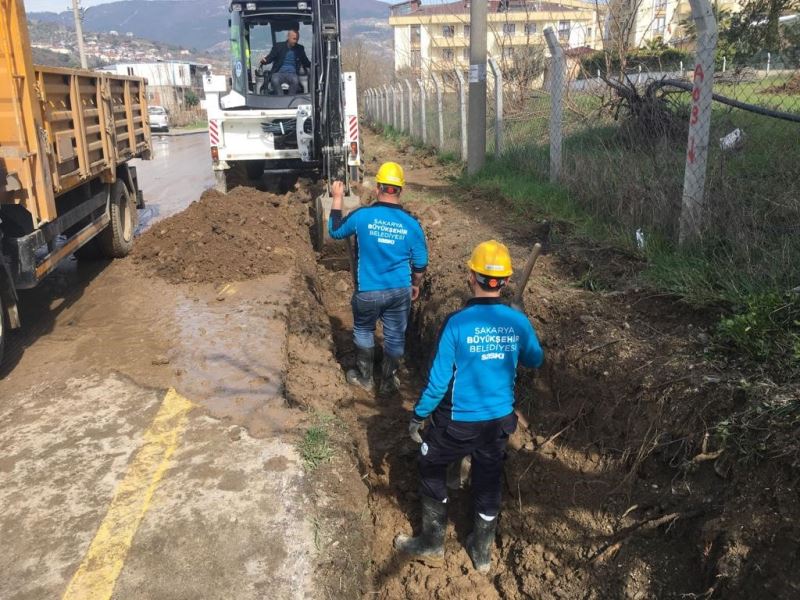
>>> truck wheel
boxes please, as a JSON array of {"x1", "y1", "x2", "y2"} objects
[{"x1": 98, "y1": 181, "x2": 137, "y2": 258}]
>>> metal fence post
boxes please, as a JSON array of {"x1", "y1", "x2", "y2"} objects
[
  {"x1": 488, "y1": 57, "x2": 504, "y2": 156},
  {"x1": 767, "y1": 52, "x2": 771, "y2": 75},
  {"x1": 383, "y1": 84, "x2": 390, "y2": 125},
  {"x1": 398, "y1": 83, "x2": 405, "y2": 132},
  {"x1": 679, "y1": 0, "x2": 718, "y2": 244},
  {"x1": 405, "y1": 79, "x2": 414, "y2": 137},
  {"x1": 455, "y1": 69, "x2": 467, "y2": 161},
  {"x1": 544, "y1": 27, "x2": 565, "y2": 183},
  {"x1": 432, "y1": 74, "x2": 445, "y2": 150},
  {"x1": 391, "y1": 84, "x2": 398, "y2": 129},
  {"x1": 417, "y1": 79, "x2": 427, "y2": 144}
]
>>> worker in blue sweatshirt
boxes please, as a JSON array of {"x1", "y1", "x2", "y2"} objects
[
  {"x1": 395, "y1": 240, "x2": 544, "y2": 574},
  {"x1": 328, "y1": 162, "x2": 428, "y2": 395}
]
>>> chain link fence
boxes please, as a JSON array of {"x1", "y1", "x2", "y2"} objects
[{"x1": 364, "y1": 18, "x2": 800, "y2": 294}]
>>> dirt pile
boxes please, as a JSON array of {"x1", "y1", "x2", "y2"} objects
[{"x1": 133, "y1": 184, "x2": 316, "y2": 284}]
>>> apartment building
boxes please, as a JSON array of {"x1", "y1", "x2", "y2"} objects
[
  {"x1": 621, "y1": 0, "x2": 744, "y2": 47},
  {"x1": 389, "y1": 0, "x2": 602, "y2": 74}
]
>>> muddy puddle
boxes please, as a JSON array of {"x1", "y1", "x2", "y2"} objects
[{"x1": 171, "y1": 276, "x2": 302, "y2": 437}]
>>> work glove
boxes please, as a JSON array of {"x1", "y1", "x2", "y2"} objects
[{"x1": 409, "y1": 416, "x2": 424, "y2": 444}]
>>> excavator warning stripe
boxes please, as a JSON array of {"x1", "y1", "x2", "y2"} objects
[
  {"x1": 348, "y1": 116, "x2": 358, "y2": 142},
  {"x1": 209, "y1": 120, "x2": 219, "y2": 146}
]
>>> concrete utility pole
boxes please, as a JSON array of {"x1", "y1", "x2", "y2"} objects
[
  {"x1": 71, "y1": 0, "x2": 88, "y2": 69},
  {"x1": 678, "y1": 0, "x2": 718, "y2": 244},
  {"x1": 466, "y1": 0, "x2": 488, "y2": 174}
]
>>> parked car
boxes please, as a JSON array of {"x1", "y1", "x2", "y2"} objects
[{"x1": 148, "y1": 105, "x2": 169, "y2": 132}]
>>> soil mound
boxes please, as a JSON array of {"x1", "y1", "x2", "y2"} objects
[{"x1": 133, "y1": 185, "x2": 315, "y2": 284}]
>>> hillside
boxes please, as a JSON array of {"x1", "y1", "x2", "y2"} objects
[
  {"x1": 29, "y1": 0, "x2": 391, "y2": 53},
  {"x1": 27, "y1": 19, "x2": 226, "y2": 71}
]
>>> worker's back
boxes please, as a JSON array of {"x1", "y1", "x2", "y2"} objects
[
  {"x1": 417, "y1": 299, "x2": 544, "y2": 423},
  {"x1": 329, "y1": 202, "x2": 428, "y2": 292}
]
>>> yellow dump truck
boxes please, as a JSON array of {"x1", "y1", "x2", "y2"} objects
[{"x1": 0, "y1": 0, "x2": 151, "y2": 363}]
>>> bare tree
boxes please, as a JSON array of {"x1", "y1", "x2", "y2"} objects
[{"x1": 342, "y1": 39, "x2": 393, "y2": 90}]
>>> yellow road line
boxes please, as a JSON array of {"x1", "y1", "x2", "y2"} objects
[{"x1": 62, "y1": 389, "x2": 193, "y2": 600}]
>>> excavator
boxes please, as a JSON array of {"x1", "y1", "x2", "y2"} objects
[{"x1": 203, "y1": 0, "x2": 361, "y2": 250}]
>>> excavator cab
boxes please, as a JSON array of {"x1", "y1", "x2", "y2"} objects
[{"x1": 207, "y1": 1, "x2": 360, "y2": 250}]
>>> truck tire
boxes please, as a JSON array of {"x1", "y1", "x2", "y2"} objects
[{"x1": 98, "y1": 181, "x2": 137, "y2": 258}]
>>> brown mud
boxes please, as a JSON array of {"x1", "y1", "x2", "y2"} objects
[{"x1": 133, "y1": 184, "x2": 316, "y2": 284}]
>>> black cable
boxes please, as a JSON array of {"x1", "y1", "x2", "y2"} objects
[{"x1": 660, "y1": 79, "x2": 800, "y2": 124}]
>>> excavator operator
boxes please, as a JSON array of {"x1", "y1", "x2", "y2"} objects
[{"x1": 260, "y1": 29, "x2": 311, "y2": 95}]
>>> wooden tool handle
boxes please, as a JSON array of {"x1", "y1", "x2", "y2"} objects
[{"x1": 513, "y1": 243, "x2": 542, "y2": 305}]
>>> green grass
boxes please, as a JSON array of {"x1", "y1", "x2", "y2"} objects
[
  {"x1": 174, "y1": 119, "x2": 207, "y2": 131},
  {"x1": 298, "y1": 417, "x2": 335, "y2": 471}
]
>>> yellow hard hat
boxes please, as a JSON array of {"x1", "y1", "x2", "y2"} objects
[
  {"x1": 375, "y1": 161, "x2": 405, "y2": 188},
  {"x1": 467, "y1": 240, "x2": 513, "y2": 278}
]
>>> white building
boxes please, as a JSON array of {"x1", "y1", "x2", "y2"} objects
[{"x1": 99, "y1": 61, "x2": 210, "y2": 111}]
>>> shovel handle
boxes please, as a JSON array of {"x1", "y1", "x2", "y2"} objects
[{"x1": 513, "y1": 243, "x2": 543, "y2": 305}]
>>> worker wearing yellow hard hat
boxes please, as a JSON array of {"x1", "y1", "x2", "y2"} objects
[
  {"x1": 395, "y1": 240, "x2": 544, "y2": 574},
  {"x1": 328, "y1": 162, "x2": 428, "y2": 396},
  {"x1": 375, "y1": 160, "x2": 405, "y2": 189}
]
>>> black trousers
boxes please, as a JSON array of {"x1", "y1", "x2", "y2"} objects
[{"x1": 419, "y1": 411, "x2": 517, "y2": 517}]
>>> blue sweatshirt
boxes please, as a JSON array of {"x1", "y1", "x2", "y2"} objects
[
  {"x1": 328, "y1": 202, "x2": 428, "y2": 293},
  {"x1": 414, "y1": 298, "x2": 544, "y2": 422}
]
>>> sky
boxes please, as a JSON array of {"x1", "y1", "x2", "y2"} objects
[{"x1": 26, "y1": 0, "x2": 397, "y2": 13}]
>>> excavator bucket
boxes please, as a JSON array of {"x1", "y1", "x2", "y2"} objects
[{"x1": 312, "y1": 191, "x2": 361, "y2": 253}]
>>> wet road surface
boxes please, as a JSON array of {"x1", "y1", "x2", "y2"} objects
[
  {"x1": 133, "y1": 132, "x2": 215, "y2": 231},
  {"x1": 0, "y1": 135, "x2": 317, "y2": 599}
]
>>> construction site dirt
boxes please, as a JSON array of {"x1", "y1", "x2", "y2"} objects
[{"x1": 1, "y1": 130, "x2": 798, "y2": 599}]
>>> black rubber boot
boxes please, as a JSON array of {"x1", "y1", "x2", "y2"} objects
[
  {"x1": 466, "y1": 513, "x2": 498, "y2": 574},
  {"x1": 346, "y1": 345, "x2": 374, "y2": 390},
  {"x1": 394, "y1": 495, "x2": 447, "y2": 564},
  {"x1": 378, "y1": 354, "x2": 401, "y2": 396}
]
